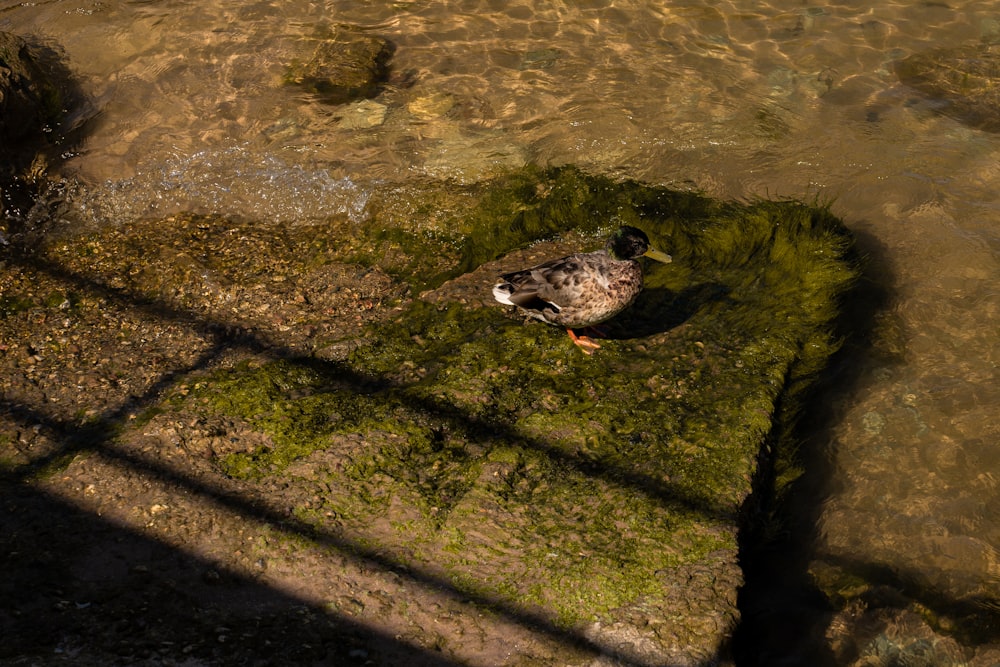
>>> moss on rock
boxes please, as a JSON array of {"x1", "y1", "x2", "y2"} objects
[
  {"x1": 112, "y1": 166, "x2": 856, "y2": 658},
  {"x1": 30, "y1": 165, "x2": 857, "y2": 663}
]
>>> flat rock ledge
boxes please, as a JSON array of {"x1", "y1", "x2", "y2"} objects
[{"x1": 0, "y1": 166, "x2": 857, "y2": 666}]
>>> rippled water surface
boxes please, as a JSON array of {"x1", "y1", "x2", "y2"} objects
[{"x1": 3, "y1": 0, "x2": 999, "y2": 661}]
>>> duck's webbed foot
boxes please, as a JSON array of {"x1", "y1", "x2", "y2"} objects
[{"x1": 567, "y1": 328, "x2": 602, "y2": 355}]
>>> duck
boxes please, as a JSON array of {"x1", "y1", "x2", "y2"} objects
[{"x1": 492, "y1": 226, "x2": 672, "y2": 354}]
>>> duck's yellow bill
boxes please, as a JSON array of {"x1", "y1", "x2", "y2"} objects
[{"x1": 643, "y1": 248, "x2": 673, "y2": 263}]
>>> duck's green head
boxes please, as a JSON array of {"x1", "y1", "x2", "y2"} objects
[{"x1": 608, "y1": 226, "x2": 672, "y2": 263}]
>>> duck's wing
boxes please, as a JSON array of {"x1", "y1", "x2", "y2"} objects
[{"x1": 498, "y1": 253, "x2": 607, "y2": 311}]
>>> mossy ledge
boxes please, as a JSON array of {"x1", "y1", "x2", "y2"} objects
[{"x1": 35, "y1": 165, "x2": 858, "y2": 665}]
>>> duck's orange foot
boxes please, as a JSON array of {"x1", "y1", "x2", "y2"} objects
[{"x1": 567, "y1": 328, "x2": 602, "y2": 355}]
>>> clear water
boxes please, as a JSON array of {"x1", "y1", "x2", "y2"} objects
[{"x1": 3, "y1": 0, "x2": 999, "y2": 660}]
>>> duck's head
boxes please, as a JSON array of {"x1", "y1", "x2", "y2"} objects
[{"x1": 608, "y1": 226, "x2": 672, "y2": 263}]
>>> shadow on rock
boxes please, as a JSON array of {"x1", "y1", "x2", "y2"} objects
[
  {"x1": 607, "y1": 282, "x2": 733, "y2": 340},
  {"x1": 0, "y1": 475, "x2": 461, "y2": 666}
]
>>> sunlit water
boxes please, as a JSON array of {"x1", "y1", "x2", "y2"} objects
[{"x1": 3, "y1": 0, "x2": 999, "y2": 661}]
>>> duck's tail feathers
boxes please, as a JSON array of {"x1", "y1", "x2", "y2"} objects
[{"x1": 492, "y1": 282, "x2": 516, "y2": 306}]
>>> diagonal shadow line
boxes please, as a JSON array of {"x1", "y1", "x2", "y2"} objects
[
  {"x1": 0, "y1": 483, "x2": 465, "y2": 667},
  {"x1": 9, "y1": 251, "x2": 740, "y2": 522},
  {"x1": 0, "y1": 397, "x2": 712, "y2": 667},
  {"x1": 294, "y1": 356, "x2": 739, "y2": 524},
  {"x1": 2, "y1": 250, "x2": 741, "y2": 664},
  {"x1": 12, "y1": 339, "x2": 234, "y2": 474}
]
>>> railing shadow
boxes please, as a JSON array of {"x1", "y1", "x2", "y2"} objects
[
  {"x1": 0, "y1": 479, "x2": 459, "y2": 666},
  {"x1": 1, "y1": 246, "x2": 730, "y2": 666},
  {"x1": 10, "y1": 251, "x2": 741, "y2": 523}
]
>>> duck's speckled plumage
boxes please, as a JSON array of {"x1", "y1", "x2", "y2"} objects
[{"x1": 492, "y1": 226, "x2": 671, "y2": 353}]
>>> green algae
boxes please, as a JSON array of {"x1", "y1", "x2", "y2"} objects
[
  {"x1": 167, "y1": 165, "x2": 858, "y2": 632},
  {"x1": 0, "y1": 289, "x2": 79, "y2": 318},
  {"x1": 0, "y1": 294, "x2": 33, "y2": 318},
  {"x1": 22, "y1": 162, "x2": 857, "y2": 643}
]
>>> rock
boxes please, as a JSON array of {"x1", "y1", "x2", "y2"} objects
[
  {"x1": 895, "y1": 45, "x2": 1000, "y2": 131},
  {"x1": 406, "y1": 91, "x2": 454, "y2": 119},
  {"x1": 285, "y1": 26, "x2": 393, "y2": 104},
  {"x1": 0, "y1": 31, "x2": 60, "y2": 144},
  {"x1": 2, "y1": 165, "x2": 860, "y2": 665},
  {"x1": 337, "y1": 99, "x2": 388, "y2": 129},
  {"x1": 824, "y1": 598, "x2": 1000, "y2": 667},
  {"x1": 520, "y1": 47, "x2": 562, "y2": 71},
  {"x1": 0, "y1": 31, "x2": 84, "y2": 232}
]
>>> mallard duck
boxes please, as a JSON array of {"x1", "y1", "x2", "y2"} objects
[{"x1": 492, "y1": 226, "x2": 672, "y2": 354}]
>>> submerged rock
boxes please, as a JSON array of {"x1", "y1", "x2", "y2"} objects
[
  {"x1": 0, "y1": 31, "x2": 85, "y2": 234},
  {"x1": 337, "y1": 99, "x2": 388, "y2": 129},
  {"x1": 3, "y1": 165, "x2": 858, "y2": 665},
  {"x1": 0, "y1": 31, "x2": 62, "y2": 144},
  {"x1": 285, "y1": 25, "x2": 394, "y2": 104},
  {"x1": 895, "y1": 45, "x2": 1000, "y2": 131}
]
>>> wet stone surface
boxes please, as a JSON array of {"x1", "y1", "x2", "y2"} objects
[{"x1": 1, "y1": 166, "x2": 858, "y2": 666}]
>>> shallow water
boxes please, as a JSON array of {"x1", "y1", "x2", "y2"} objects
[{"x1": 3, "y1": 0, "x2": 1000, "y2": 661}]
